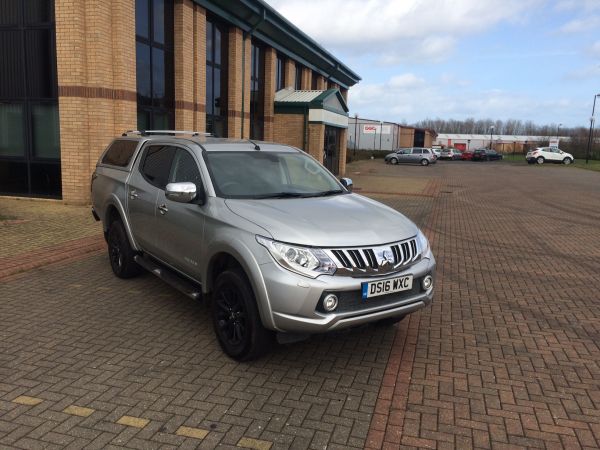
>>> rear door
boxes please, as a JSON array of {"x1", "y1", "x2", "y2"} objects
[
  {"x1": 127, "y1": 144, "x2": 176, "y2": 254},
  {"x1": 411, "y1": 148, "x2": 422, "y2": 163}
]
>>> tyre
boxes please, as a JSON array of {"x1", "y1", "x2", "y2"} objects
[
  {"x1": 563, "y1": 158, "x2": 572, "y2": 165},
  {"x1": 390, "y1": 158, "x2": 398, "y2": 165},
  {"x1": 107, "y1": 220, "x2": 142, "y2": 279},
  {"x1": 212, "y1": 268, "x2": 273, "y2": 361},
  {"x1": 375, "y1": 315, "x2": 406, "y2": 327},
  {"x1": 536, "y1": 156, "x2": 544, "y2": 164},
  {"x1": 420, "y1": 158, "x2": 429, "y2": 166}
]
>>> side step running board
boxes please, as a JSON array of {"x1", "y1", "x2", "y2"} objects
[{"x1": 134, "y1": 255, "x2": 203, "y2": 301}]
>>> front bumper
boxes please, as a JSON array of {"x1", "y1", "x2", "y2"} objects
[{"x1": 257, "y1": 255, "x2": 436, "y2": 334}]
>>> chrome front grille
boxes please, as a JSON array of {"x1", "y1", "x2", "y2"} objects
[{"x1": 325, "y1": 238, "x2": 420, "y2": 277}]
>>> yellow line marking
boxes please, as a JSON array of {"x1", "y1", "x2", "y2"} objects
[
  {"x1": 116, "y1": 415, "x2": 150, "y2": 428},
  {"x1": 12, "y1": 396, "x2": 43, "y2": 406},
  {"x1": 63, "y1": 405, "x2": 95, "y2": 417},
  {"x1": 175, "y1": 426, "x2": 210, "y2": 439},
  {"x1": 237, "y1": 437, "x2": 273, "y2": 450}
]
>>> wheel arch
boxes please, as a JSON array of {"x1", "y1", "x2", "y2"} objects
[{"x1": 102, "y1": 194, "x2": 140, "y2": 251}]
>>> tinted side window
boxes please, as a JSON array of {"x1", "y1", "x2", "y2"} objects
[
  {"x1": 412, "y1": 149, "x2": 422, "y2": 154},
  {"x1": 140, "y1": 145, "x2": 176, "y2": 189},
  {"x1": 423, "y1": 149, "x2": 430, "y2": 154},
  {"x1": 170, "y1": 149, "x2": 203, "y2": 187},
  {"x1": 102, "y1": 140, "x2": 138, "y2": 167}
]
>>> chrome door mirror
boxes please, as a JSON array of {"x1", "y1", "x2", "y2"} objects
[
  {"x1": 340, "y1": 177, "x2": 353, "y2": 192},
  {"x1": 165, "y1": 182, "x2": 197, "y2": 203}
]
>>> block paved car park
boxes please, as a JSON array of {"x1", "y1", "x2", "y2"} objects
[{"x1": 1, "y1": 160, "x2": 600, "y2": 449}]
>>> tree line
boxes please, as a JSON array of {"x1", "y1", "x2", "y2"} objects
[{"x1": 412, "y1": 118, "x2": 587, "y2": 137}]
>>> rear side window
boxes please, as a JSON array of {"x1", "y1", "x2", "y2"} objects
[
  {"x1": 140, "y1": 145, "x2": 176, "y2": 190},
  {"x1": 412, "y1": 149, "x2": 422, "y2": 154},
  {"x1": 101, "y1": 140, "x2": 138, "y2": 167}
]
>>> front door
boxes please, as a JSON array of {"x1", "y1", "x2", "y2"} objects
[{"x1": 323, "y1": 126, "x2": 340, "y2": 175}]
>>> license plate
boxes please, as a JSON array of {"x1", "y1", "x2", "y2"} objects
[{"x1": 362, "y1": 275, "x2": 413, "y2": 300}]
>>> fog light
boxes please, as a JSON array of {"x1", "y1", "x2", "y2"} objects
[
  {"x1": 422, "y1": 275, "x2": 433, "y2": 290},
  {"x1": 323, "y1": 294, "x2": 338, "y2": 312}
]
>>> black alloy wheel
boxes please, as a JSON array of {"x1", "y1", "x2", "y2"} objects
[
  {"x1": 212, "y1": 268, "x2": 273, "y2": 360},
  {"x1": 107, "y1": 220, "x2": 141, "y2": 278}
]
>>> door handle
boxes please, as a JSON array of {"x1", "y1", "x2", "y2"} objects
[
  {"x1": 158, "y1": 204, "x2": 168, "y2": 215},
  {"x1": 130, "y1": 190, "x2": 139, "y2": 199}
]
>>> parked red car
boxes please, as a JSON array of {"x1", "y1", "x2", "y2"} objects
[{"x1": 462, "y1": 150, "x2": 474, "y2": 161}]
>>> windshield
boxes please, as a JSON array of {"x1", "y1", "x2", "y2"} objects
[{"x1": 205, "y1": 151, "x2": 346, "y2": 199}]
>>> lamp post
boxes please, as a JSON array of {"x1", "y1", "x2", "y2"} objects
[
  {"x1": 556, "y1": 123, "x2": 562, "y2": 138},
  {"x1": 586, "y1": 94, "x2": 600, "y2": 164},
  {"x1": 467, "y1": 139, "x2": 471, "y2": 152},
  {"x1": 354, "y1": 113, "x2": 358, "y2": 157},
  {"x1": 489, "y1": 126, "x2": 495, "y2": 150},
  {"x1": 379, "y1": 121, "x2": 383, "y2": 151}
]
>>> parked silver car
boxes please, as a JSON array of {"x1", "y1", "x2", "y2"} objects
[
  {"x1": 384, "y1": 147, "x2": 437, "y2": 166},
  {"x1": 91, "y1": 131, "x2": 436, "y2": 360}
]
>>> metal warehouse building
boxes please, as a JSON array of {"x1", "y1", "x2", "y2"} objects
[
  {"x1": 0, "y1": 0, "x2": 360, "y2": 203},
  {"x1": 347, "y1": 117, "x2": 437, "y2": 152}
]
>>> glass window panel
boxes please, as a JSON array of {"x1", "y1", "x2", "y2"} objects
[
  {"x1": 171, "y1": 149, "x2": 202, "y2": 187},
  {"x1": 0, "y1": 0, "x2": 21, "y2": 26},
  {"x1": 215, "y1": 26, "x2": 221, "y2": 65},
  {"x1": 135, "y1": 0, "x2": 149, "y2": 39},
  {"x1": 0, "y1": 103, "x2": 25, "y2": 157},
  {"x1": 0, "y1": 30, "x2": 26, "y2": 98},
  {"x1": 164, "y1": 50, "x2": 174, "y2": 105},
  {"x1": 141, "y1": 145, "x2": 175, "y2": 189},
  {"x1": 153, "y1": 0, "x2": 165, "y2": 44},
  {"x1": 30, "y1": 162, "x2": 61, "y2": 196},
  {"x1": 0, "y1": 160, "x2": 28, "y2": 194},
  {"x1": 25, "y1": 29, "x2": 55, "y2": 98},
  {"x1": 152, "y1": 48, "x2": 165, "y2": 104},
  {"x1": 25, "y1": 0, "x2": 54, "y2": 24},
  {"x1": 102, "y1": 140, "x2": 138, "y2": 167},
  {"x1": 137, "y1": 109, "x2": 150, "y2": 130},
  {"x1": 214, "y1": 67, "x2": 221, "y2": 116},
  {"x1": 206, "y1": 67, "x2": 213, "y2": 115},
  {"x1": 206, "y1": 21, "x2": 213, "y2": 62},
  {"x1": 31, "y1": 103, "x2": 60, "y2": 158},
  {"x1": 136, "y1": 42, "x2": 151, "y2": 105},
  {"x1": 152, "y1": 111, "x2": 171, "y2": 130}
]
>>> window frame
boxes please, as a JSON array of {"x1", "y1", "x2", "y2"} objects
[
  {"x1": 205, "y1": 16, "x2": 228, "y2": 137},
  {"x1": 135, "y1": 0, "x2": 175, "y2": 130}
]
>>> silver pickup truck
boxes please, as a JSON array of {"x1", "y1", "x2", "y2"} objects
[{"x1": 91, "y1": 131, "x2": 436, "y2": 360}]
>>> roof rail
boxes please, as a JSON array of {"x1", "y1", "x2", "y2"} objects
[{"x1": 121, "y1": 130, "x2": 211, "y2": 137}]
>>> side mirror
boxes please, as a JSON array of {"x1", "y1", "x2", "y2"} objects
[
  {"x1": 340, "y1": 177, "x2": 353, "y2": 192},
  {"x1": 165, "y1": 182, "x2": 197, "y2": 203}
]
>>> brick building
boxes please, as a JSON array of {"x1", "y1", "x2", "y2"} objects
[{"x1": 0, "y1": 0, "x2": 360, "y2": 203}]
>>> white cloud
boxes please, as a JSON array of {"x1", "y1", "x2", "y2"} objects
[
  {"x1": 266, "y1": 0, "x2": 541, "y2": 64},
  {"x1": 348, "y1": 74, "x2": 580, "y2": 125},
  {"x1": 388, "y1": 73, "x2": 425, "y2": 89},
  {"x1": 555, "y1": 0, "x2": 600, "y2": 11},
  {"x1": 558, "y1": 15, "x2": 600, "y2": 33},
  {"x1": 590, "y1": 41, "x2": 600, "y2": 58}
]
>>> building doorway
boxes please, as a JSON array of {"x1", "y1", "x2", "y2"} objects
[
  {"x1": 414, "y1": 129, "x2": 425, "y2": 147},
  {"x1": 324, "y1": 126, "x2": 340, "y2": 175}
]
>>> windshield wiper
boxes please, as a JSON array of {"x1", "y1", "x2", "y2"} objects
[
  {"x1": 253, "y1": 192, "x2": 308, "y2": 199},
  {"x1": 306, "y1": 189, "x2": 345, "y2": 198}
]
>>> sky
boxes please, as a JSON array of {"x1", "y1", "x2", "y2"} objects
[{"x1": 266, "y1": 0, "x2": 600, "y2": 127}]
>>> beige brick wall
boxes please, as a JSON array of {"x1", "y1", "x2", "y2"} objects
[
  {"x1": 399, "y1": 128, "x2": 415, "y2": 148},
  {"x1": 227, "y1": 27, "x2": 244, "y2": 138},
  {"x1": 242, "y1": 37, "x2": 251, "y2": 139},
  {"x1": 174, "y1": 0, "x2": 195, "y2": 130},
  {"x1": 263, "y1": 47, "x2": 276, "y2": 141},
  {"x1": 338, "y1": 128, "x2": 348, "y2": 176},
  {"x1": 273, "y1": 113, "x2": 304, "y2": 149},
  {"x1": 194, "y1": 6, "x2": 206, "y2": 132},
  {"x1": 308, "y1": 123, "x2": 325, "y2": 163},
  {"x1": 56, "y1": 0, "x2": 137, "y2": 204},
  {"x1": 316, "y1": 75, "x2": 326, "y2": 90},
  {"x1": 284, "y1": 59, "x2": 295, "y2": 89},
  {"x1": 301, "y1": 67, "x2": 311, "y2": 90}
]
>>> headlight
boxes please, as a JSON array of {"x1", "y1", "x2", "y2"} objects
[
  {"x1": 256, "y1": 236, "x2": 336, "y2": 278},
  {"x1": 416, "y1": 229, "x2": 430, "y2": 255}
]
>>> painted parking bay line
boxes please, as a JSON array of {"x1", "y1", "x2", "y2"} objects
[
  {"x1": 237, "y1": 437, "x2": 273, "y2": 450},
  {"x1": 116, "y1": 415, "x2": 150, "y2": 428},
  {"x1": 12, "y1": 395, "x2": 43, "y2": 406},
  {"x1": 175, "y1": 426, "x2": 209, "y2": 440},
  {"x1": 63, "y1": 405, "x2": 95, "y2": 417}
]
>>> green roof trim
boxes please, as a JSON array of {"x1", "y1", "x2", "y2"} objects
[
  {"x1": 195, "y1": 0, "x2": 361, "y2": 89},
  {"x1": 275, "y1": 89, "x2": 348, "y2": 115}
]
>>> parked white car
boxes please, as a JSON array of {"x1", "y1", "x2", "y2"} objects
[{"x1": 526, "y1": 147, "x2": 574, "y2": 165}]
